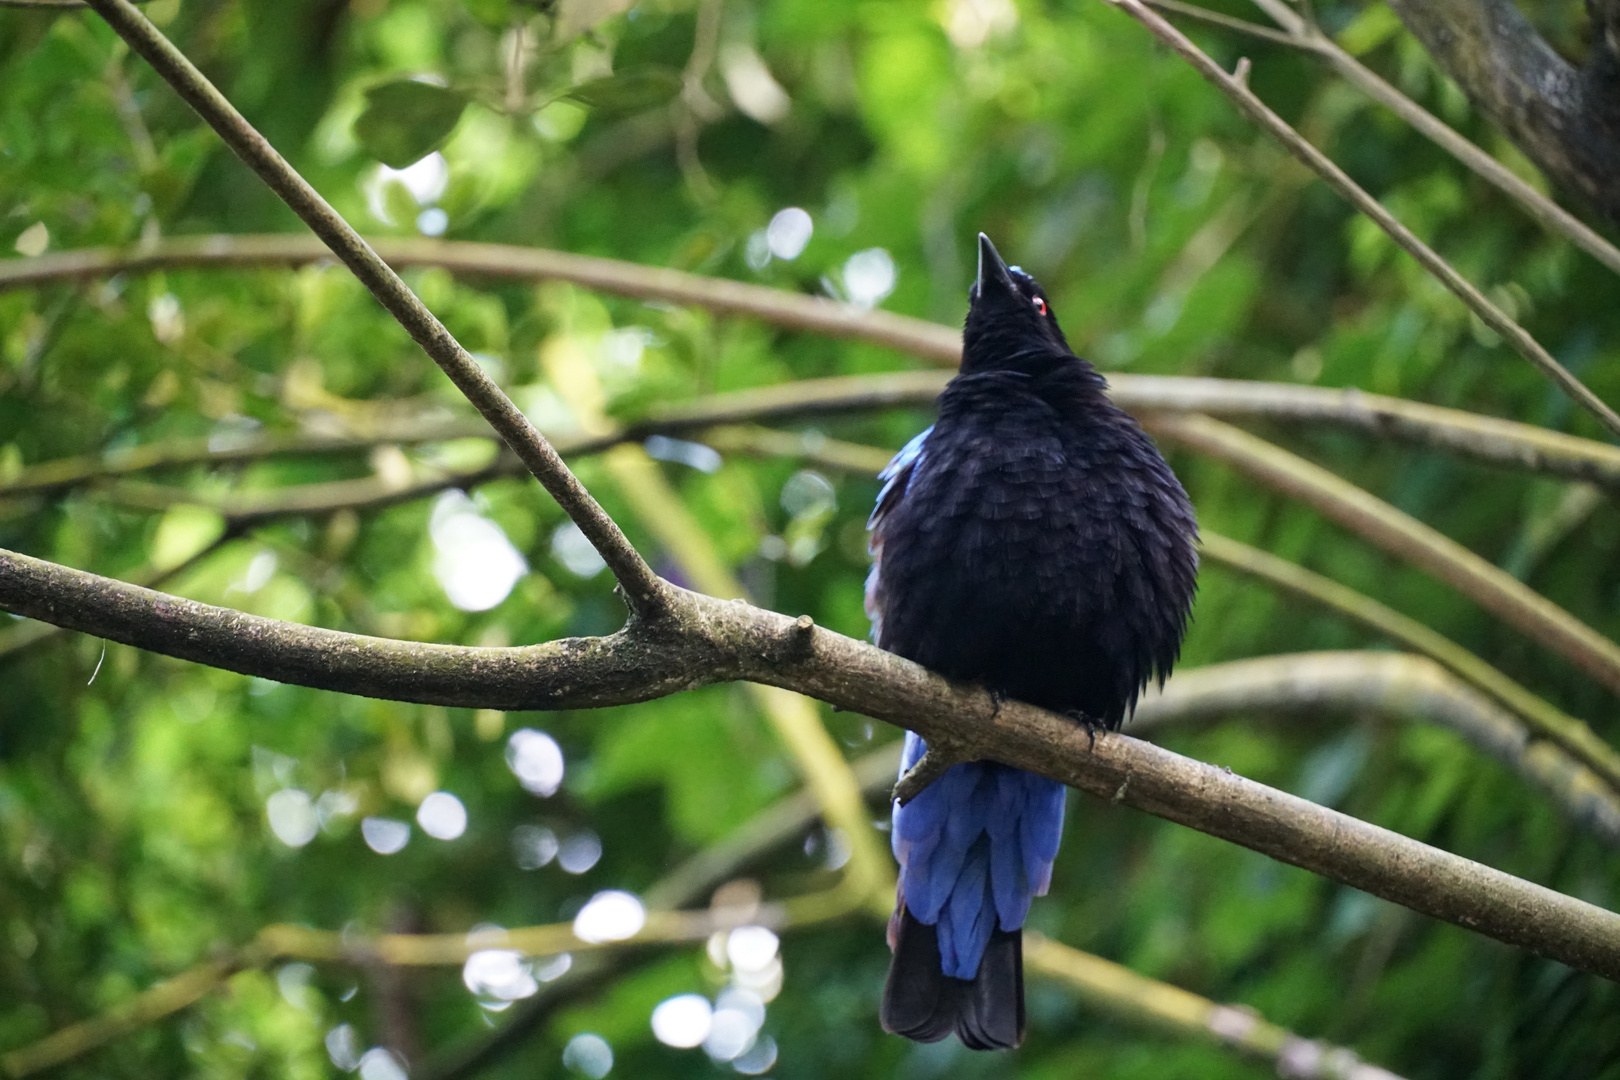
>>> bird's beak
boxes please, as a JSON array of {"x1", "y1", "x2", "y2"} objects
[{"x1": 975, "y1": 233, "x2": 1018, "y2": 302}]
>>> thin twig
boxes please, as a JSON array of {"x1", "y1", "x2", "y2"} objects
[
  {"x1": 80, "y1": 0, "x2": 667, "y2": 617},
  {"x1": 1146, "y1": 0, "x2": 1620, "y2": 278},
  {"x1": 1144, "y1": 0, "x2": 1298, "y2": 45},
  {"x1": 1149, "y1": 413, "x2": 1620, "y2": 697},
  {"x1": 1233, "y1": 0, "x2": 1620, "y2": 277},
  {"x1": 1201, "y1": 531, "x2": 1620, "y2": 793},
  {"x1": 1103, "y1": 0, "x2": 1620, "y2": 439}
]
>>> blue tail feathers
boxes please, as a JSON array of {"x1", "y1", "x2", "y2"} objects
[{"x1": 881, "y1": 733, "x2": 1066, "y2": 1048}]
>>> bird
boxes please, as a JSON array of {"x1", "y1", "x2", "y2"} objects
[{"x1": 867, "y1": 234, "x2": 1199, "y2": 1050}]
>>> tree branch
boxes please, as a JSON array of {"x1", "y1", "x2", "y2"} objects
[
  {"x1": 6, "y1": 243, "x2": 1620, "y2": 493},
  {"x1": 1023, "y1": 935, "x2": 1404, "y2": 1079},
  {"x1": 5, "y1": 738, "x2": 1409, "y2": 1080},
  {"x1": 0, "y1": 234, "x2": 961, "y2": 365},
  {"x1": 1134, "y1": 650, "x2": 1620, "y2": 845},
  {"x1": 0, "y1": 547, "x2": 723, "y2": 710},
  {"x1": 1101, "y1": 0, "x2": 1620, "y2": 440},
  {"x1": 1201, "y1": 531, "x2": 1620, "y2": 794},
  {"x1": 1148, "y1": 413, "x2": 1620, "y2": 698},
  {"x1": 549, "y1": 346, "x2": 894, "y2": 915},
  {"x1": 1384, "y1": 0, "x2": 1620, "y2": 223},
  {"x1": 3, "y1": 547, "x2": 1619, "y2": 981},
  {"x1": 79, "y1": 0, "x2": 666, "y2": 617},
  {"x1": 1147, "y1": 0, "x2": 1620, "y2": 277}
]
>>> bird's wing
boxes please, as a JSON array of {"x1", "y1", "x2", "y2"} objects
[{"x1": 865, "y1": 427, "x2": 932, "y2": 642}]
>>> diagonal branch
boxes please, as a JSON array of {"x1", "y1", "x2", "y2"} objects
[
  {"x1": 3, "y1": 547, "x2": 1619, "y2": 980},
  {"x1": 1148, "y1": 413, "x2": 1620, "y2": 698},
  {"x1": 1101, "y1": 0, "x2": 1620, "y2": 440},
  {"x1": 1201, "y1": 531, "x2": 1620, "y2": 793},
  {"x1": 79, "y1": 0, "x2": 666, "y2": 617},
  {"x1": 1146, "y1": 0, "x2": 1620, "y2": 277},
  {"x1": 1134, "y1": 650, "x2": 1620, "y2": 845}
]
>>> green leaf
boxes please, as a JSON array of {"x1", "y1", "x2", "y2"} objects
[
  {"x1": 562, "y1": 67, "x2": 683, "y2": 115},
  {"x1": 149, "y1": 504, "x2": 226, "y2": 572},
  {"x1": 353, "y1": 80, "x2": 469, "y2": 169}
]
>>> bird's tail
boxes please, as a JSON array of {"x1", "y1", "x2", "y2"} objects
[{"x1": 880, "y1": 906, "x2": 1025, "y2": 1050}]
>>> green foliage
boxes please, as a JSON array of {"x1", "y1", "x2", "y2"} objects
[
  {"x1": 354, "y1": 80, "x2": 472, "y2": 169},
  {"x1": 2, "y1": 0, "x2": 1620, "y2": 1079}
]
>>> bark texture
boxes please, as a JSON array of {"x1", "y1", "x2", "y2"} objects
[{"x1": 1389, "y1": 0, "x2": 1620, "y2": 221}]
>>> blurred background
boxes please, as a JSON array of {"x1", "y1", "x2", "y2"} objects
[{"x1": 2, "y1": 0, "x2": 1619, "y2": 1077}]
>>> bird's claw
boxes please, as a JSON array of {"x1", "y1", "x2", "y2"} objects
[{"x1": 1064, "y1": 709, "x2": 1103, "y2": 751}]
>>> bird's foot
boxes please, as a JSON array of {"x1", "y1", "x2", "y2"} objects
[
  {"x1": 1064, "y1": 709, "x2": 1104, "y2": 751},
  {"x1": 891, "y1": 741, "x2": 970, "y2": 807}
]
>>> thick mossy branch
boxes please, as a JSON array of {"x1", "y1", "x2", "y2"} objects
[
  {"x1": 0, "y1": 548, "x2": 719, "y2": 709},
  {"x1": 4, "y1": 546, "x2": 1619, "y2": 982}
]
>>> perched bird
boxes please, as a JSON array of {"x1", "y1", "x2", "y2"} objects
[{"x1": 868, "y1": 234, "x2": 1199, "y2": 1049}]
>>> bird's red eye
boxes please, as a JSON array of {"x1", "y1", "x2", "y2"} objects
[{"x1": 1033, "y1": 297, "x2": 1047, "y2": 315}]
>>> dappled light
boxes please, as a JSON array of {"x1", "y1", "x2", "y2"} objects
[
  {"x1": 266, "y1": 789, "x2": 319, "y2": 848},
  {"x1": 462, "y1": 949, "x2": 540, "y2": 1007}
]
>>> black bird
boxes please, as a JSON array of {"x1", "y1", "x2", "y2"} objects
[{"x1": 867, "y1": 234, "x2": 1199, "y2": 1049}]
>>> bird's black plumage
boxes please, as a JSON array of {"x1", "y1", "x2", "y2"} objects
[{"x1": 870, "y1": 235, "x2": 1199, "y2": 1049}]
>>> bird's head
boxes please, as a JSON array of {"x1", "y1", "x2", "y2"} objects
[{"x1": 961, "y1": 233, "x2": 1079, "y2": 377}]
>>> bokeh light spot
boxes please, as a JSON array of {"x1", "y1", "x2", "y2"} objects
[
  {"x1": 651, "y1": 993, "x2": 713, "y2": 1048},
  {"x1": 725, "y1": 927, "x2": 780, "y2": 973},
  {"x1": 842, "y1": 248, "x2": 896, "y2": 309},
  {"x1": 572, "y1": 890, "x2": 646, "y2": 943},
  {"x1": 463, "y1": 949, "x2": 539, "y2": 1004},
  {"x1": 362, "y1": 816, "x2": 411, "y2": 854},
  {"x1": 766, "y1": 208, "x2": 813, "y2": 260},
  {"x1": 417, "y1": 792, "x2": 468, "y2": 840},
  {"x1": 325, "y1": 1024, "x2": 360, "y2": 1071},
  {"x1": 267, "y1": 789, "x2": 319, "y2": 848},
  {"x1": 551, "y1": 522, "x2": 607, "y2": 578},
  {"x1": 562, "y1": 1033, "x2": 613, "y2": 1078},
  {"x1": 512, "y1": 824, "x2": 559, "y2": 869},
  {"x1": 357, "y1": 1047, "x2": 408, "y2": 1080},
  {"x1": 430, "y1": 490, "x2": 528, "y2": 611},
  {"x1": 557, "y1": 829, "x2": 603, "y2": 874},
  {"x1": 506, "y1": 729, "x2": 565, "y2": 796},
  {"x1": 731, "y1": 1035, "x2": 778, "y2": 1075}
]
